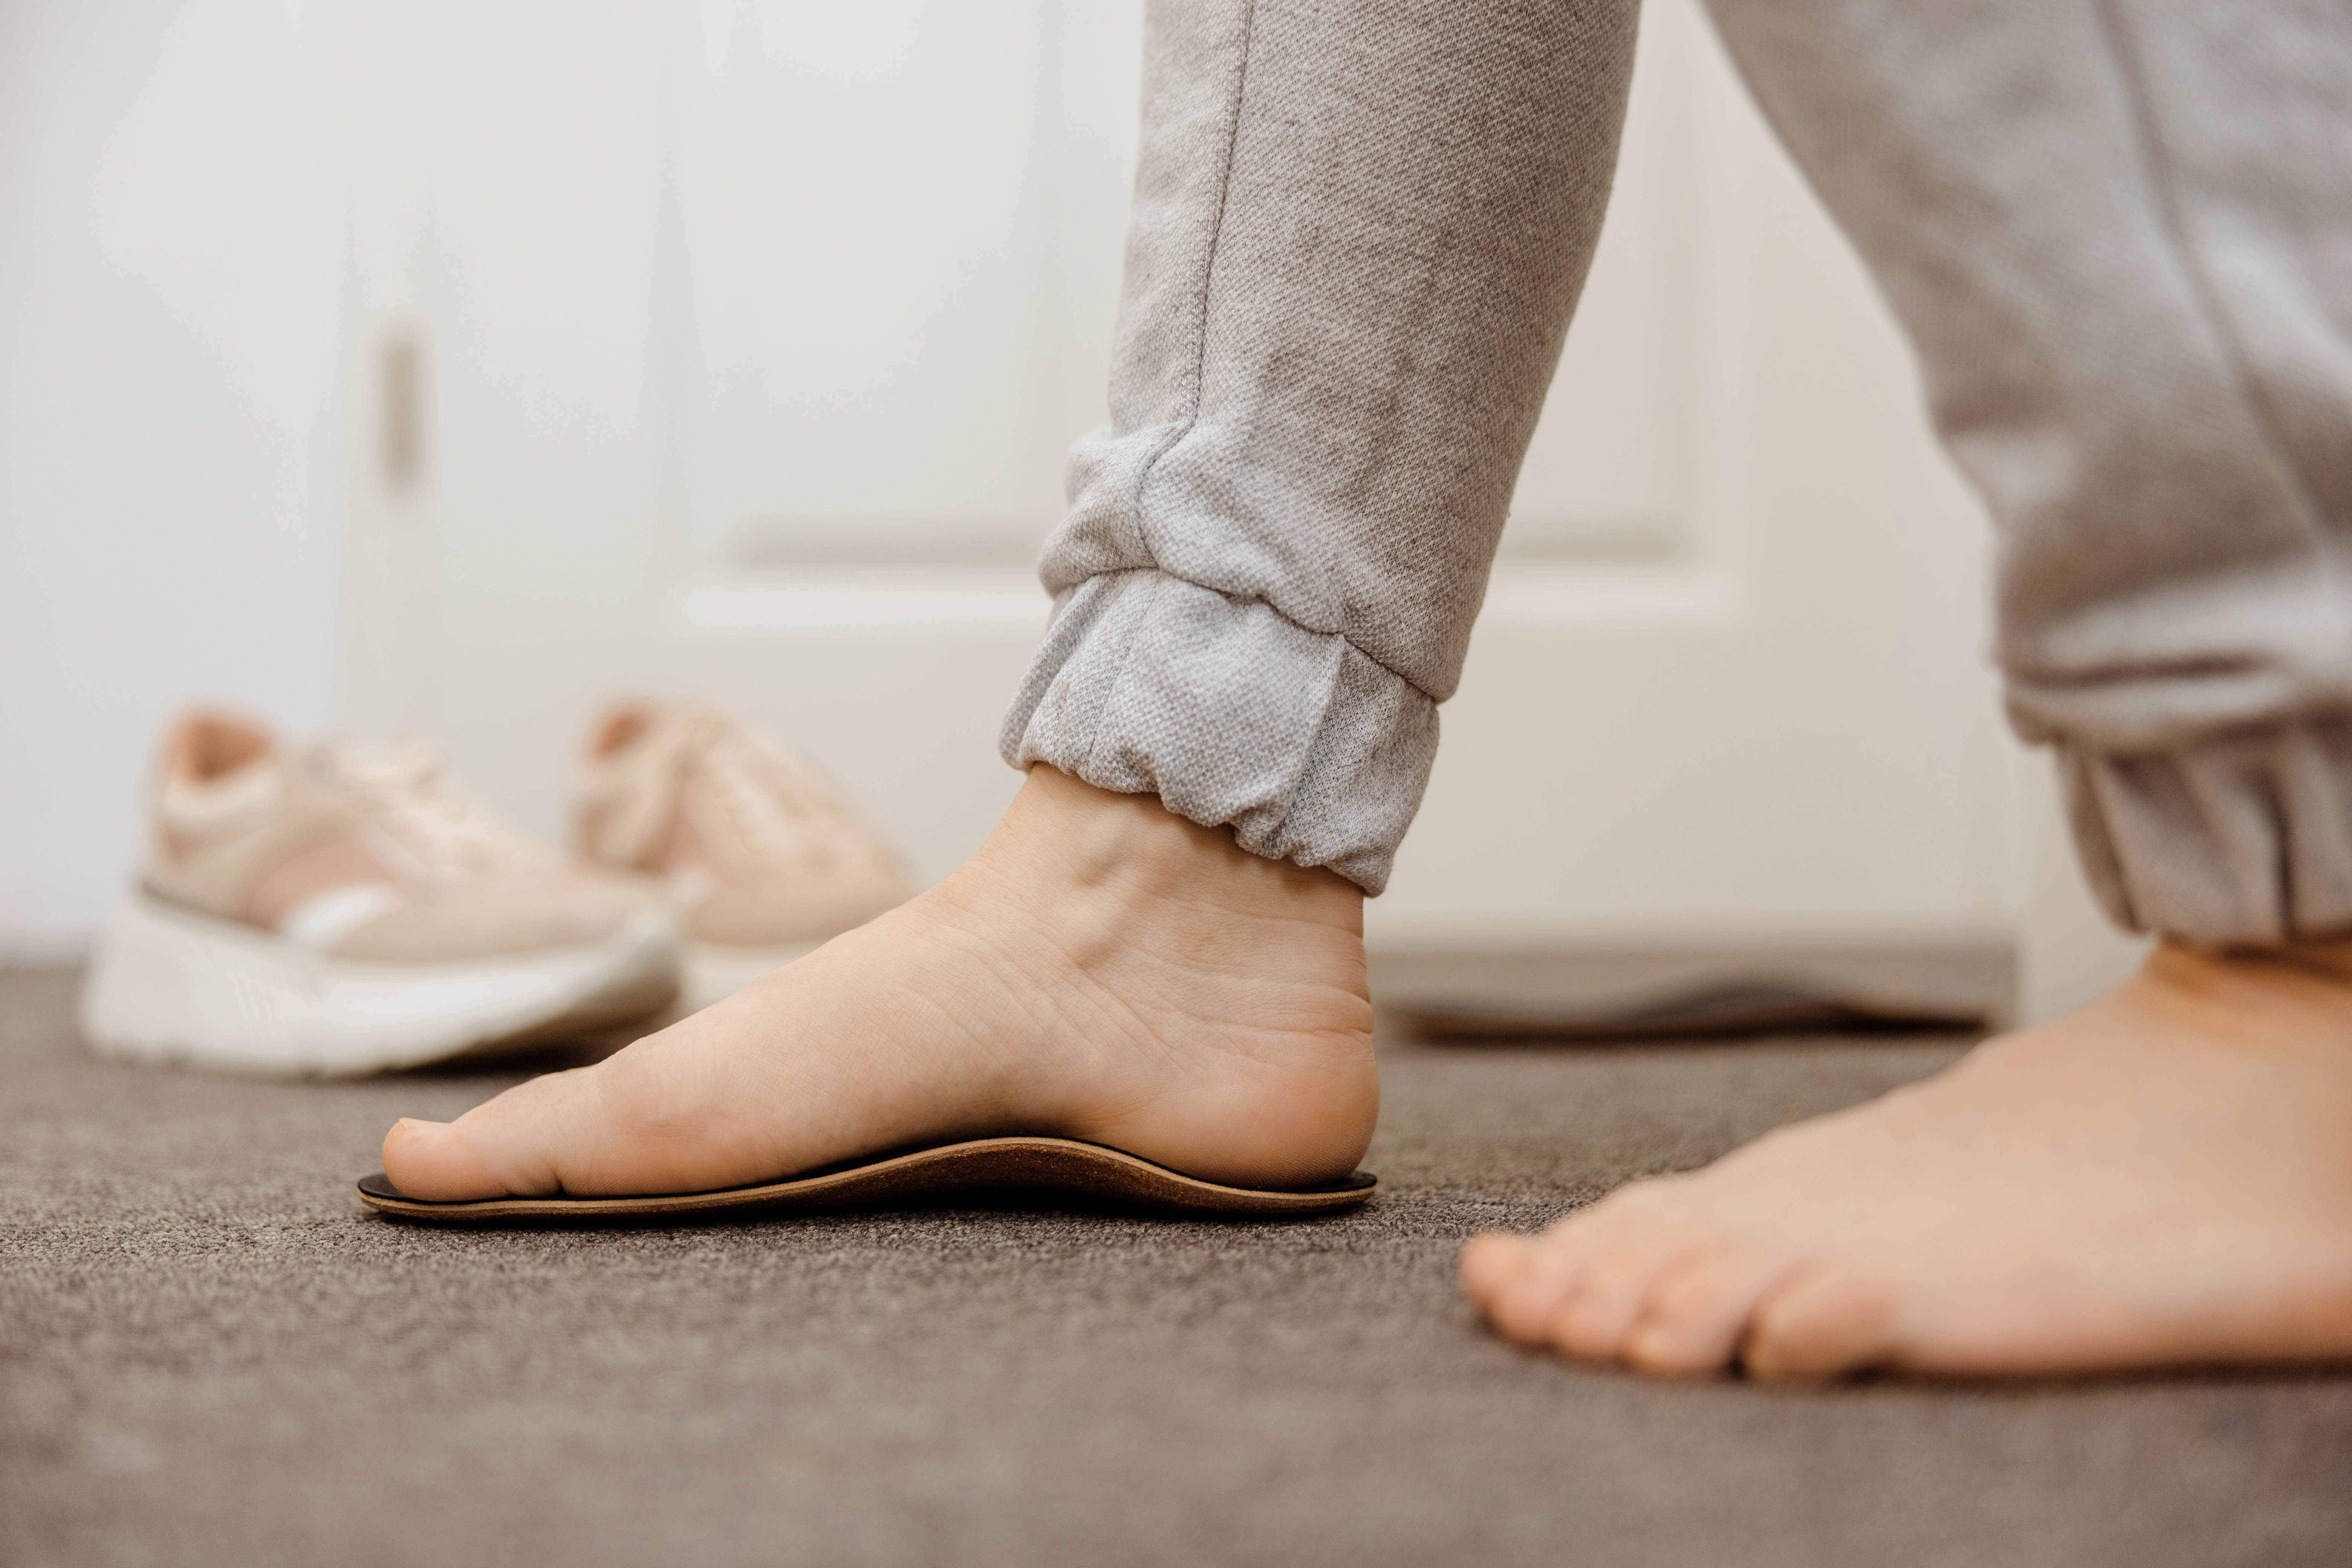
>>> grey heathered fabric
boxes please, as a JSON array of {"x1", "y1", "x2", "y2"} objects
[
  {"x1": 1703, "y1": 0, "x2": 2352, "y2": 942},
  {"x1": 1001, "y1": 0, "x2": 1640, "y2": 894},
  {"x1": 1008, "y1": 0, "x2": 2352, "y2": 940}
]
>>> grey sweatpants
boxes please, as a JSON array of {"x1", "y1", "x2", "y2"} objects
[{"x1": 1000, "y1": 0, "x2": 2352, "y2": 948}]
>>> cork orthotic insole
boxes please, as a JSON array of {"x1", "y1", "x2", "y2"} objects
[{"x1": 356, "y1": 1136, "x2": 1378, "y2": 1223}]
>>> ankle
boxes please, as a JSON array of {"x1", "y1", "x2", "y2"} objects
[
  {"x1": 971, "y1": 767, "x2": 1364, "y2": 939},
  {"x1": 935, "y1": 769, "x2": 1376, "y2": 1182},
  {"x1": 2125, "y1": 940, "x2": 2352, "y2": 1044},
  {"x1": 2235, "y1": 930, "x2": 2352, "y2": 991}
]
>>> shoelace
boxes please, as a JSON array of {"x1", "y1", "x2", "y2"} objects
[
  {"x1": 315, "y1": 739, "x2": 543, "y2": 877},
  {"x1": 684, "y1": 717, "x2": 859, "y2": 869}
]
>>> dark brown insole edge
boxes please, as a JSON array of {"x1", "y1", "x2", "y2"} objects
[{"x1": 356, "y1": 1136, "x2": 1378, "y2": 1223}]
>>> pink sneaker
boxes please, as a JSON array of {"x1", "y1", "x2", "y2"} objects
[
  {"x1": 578, "y1": 703, "x2": 917, "y2": 1008},
  {"x1": 80, "y1": 712, "x2": 679, "y2": 1075}
]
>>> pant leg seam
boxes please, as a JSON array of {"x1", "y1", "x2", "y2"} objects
[
  {"x1": 1078, "y1": 571, "x2": 1162, "y2": 780},
  {"x1": 1127, "y1": 0, "x2": 1260, "y2": 576}
]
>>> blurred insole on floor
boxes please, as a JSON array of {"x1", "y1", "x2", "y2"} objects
[
  {"x1": 1390, "y1": 980, "x2": 1987, "y2": 1045},
  {"x1": 1374, "y1": 946, "x2": 2008, "y2": 1046}
]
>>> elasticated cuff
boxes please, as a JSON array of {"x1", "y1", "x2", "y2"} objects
[
  {"x1": 997, "y1": 569, "x2": 1438, "y2": 894},
  {"x1": 2061, "y1": 718, "x2": 2352, "y2": 944}
]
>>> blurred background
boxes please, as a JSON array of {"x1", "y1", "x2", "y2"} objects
[{"x1": 0, "y1": 0, "x2": 2137, "y2": 1012}]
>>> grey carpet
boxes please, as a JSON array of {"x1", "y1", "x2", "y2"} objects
[{"x1": 3, "y1": 965, "x2": 2347, "y2": 1568}]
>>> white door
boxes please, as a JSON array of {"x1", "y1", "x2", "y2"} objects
[{"x1": 334, "y1": 0, "x2": 2035, "y2": 959}]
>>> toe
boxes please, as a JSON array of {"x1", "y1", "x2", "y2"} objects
[
  {"x1": 1536, "y1": 1183, "x2": 1706, "y2": 1362},
  {"x1": 1476, "y1": 1233, "x2": 1593, "y2": 1346},
  {"x1": 380, "y1": 1067, "x2": 599, "y2": 1201},
  {"x1": 1458, "y1": 1232, "x2": 1534, "y2": 1309},
  {"x1": 1619, "y1": 1242, "x2": 1792, "y2": 1377},
  {"x1": 1545, "y1": 1248, "x2": 1667, "y2": 1361},
  {"x1": 1467, "y1": 1196, "x2": 1672, "y2": 1347},
  {"x1": 1741, "y1": 1257, "x2": 1906, "y2": 1381},
  {"x1": 381, "y1": 1114, "x2": 511, "y2": 1202}
]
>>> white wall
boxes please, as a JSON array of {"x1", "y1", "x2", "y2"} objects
[
  {"x1": 0, "y1": 0, "x2": 340, "y2": 959},
  {"x1": 0, "y1": 0, "x2": 2077, "y2": 982}
]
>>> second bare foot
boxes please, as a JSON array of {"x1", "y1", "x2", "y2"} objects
[{"x1": 1461, "y1": 942, "x2": 2352, "y2": 1379}]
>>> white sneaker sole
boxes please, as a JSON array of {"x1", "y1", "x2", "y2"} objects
[
  {"x1": 679, "y1": 939, "x2": 822, "y2": 1012},
  {"x1": 79, "y1": 891, "x2": 680, "y2": 1077}
]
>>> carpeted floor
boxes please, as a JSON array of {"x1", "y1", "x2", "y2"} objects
[{"x1": 4, "y1": 963, "x2": 2348, "y2": 1567}]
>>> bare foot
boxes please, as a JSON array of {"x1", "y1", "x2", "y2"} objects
[
  {"x1": 381, "y1": 766, "x2": 1377, "y2": 1200},
  {"x1": 1459, "y1": 943, "x2": 2352, "y2": 1378}
]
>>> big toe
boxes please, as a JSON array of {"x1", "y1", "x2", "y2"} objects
[
  {"x1": 381, "y1": 1116, "x2": 509, "y2": 1202},
  {"x1": 380, "y1": 1066, "x2": 602, "y2": 1201}
]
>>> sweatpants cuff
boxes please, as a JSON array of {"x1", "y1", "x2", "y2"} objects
[
  {"x1": 997, "y1": 569, "x2": 1438, "y2": 894},
  {"x1": 2061, "y1": 718, "x2": 2352, "y2": 944}
]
